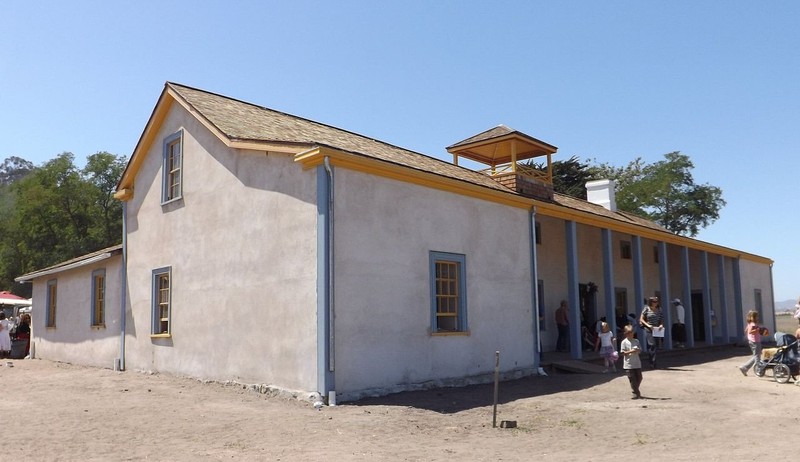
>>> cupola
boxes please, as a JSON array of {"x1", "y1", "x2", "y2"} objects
[{"x1": 446, "y1": 125, "x2": 557, "y2": 200}]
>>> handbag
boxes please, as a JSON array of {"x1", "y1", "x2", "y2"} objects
[{"x1": 611, "y1": 350, "x2": 619, "y2": 361}]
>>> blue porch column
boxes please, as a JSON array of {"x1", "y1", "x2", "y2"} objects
[
  {"x1": 632, "y1": 236, "x2": 644, "y2": 320},
  {"x1": 657, "y1": 241, "x2": 673, "y2": 349},
  {"x1": 680, "y1": 246, "x2": 693, "y2": 348},
  {"x1": 700, "y1": 251, "x2": 713, "y2": 346},
  {"x1": 601, "y1": 228, "x2": 616, "y2": 333},
  {"x1": 733, "y1": 258, "x2": 744, "y2": 340},
  {"x1": 717, "y1": 255, "x2": 730, "y2": 343},
  {"x1": 565, "y1": 220, "x2": 581, "y2": 359}
]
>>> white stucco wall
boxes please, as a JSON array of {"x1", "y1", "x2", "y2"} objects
[
  {"x1": 535, "y1": 214, "x2": 568, "y2": 341},
  {"x1": 123, "y1": 104, "x2": 319, "y2": 391},
  {"x1": 331, "y1": 168, "x2": 536, "y2": 399},
  {"x1": 739, "y1": 258, "x2": 774, "y2": 331},
  {"x1": 29, "y1": 256, "x2": 122, "y2": 368}
]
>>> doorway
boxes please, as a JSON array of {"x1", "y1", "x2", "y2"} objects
[{"x1": 691, "y1": 292, "x2": 706, "y2": 342}]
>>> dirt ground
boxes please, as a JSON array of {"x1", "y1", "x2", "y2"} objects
[{"x1": 1, "y1": 345, "x2": 796, "y2": 461}]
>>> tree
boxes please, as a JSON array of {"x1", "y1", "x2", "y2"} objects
[
  {"x1": 590, "y1": 152, "x2": 725, "y2": 237},
  {"x1": 526, "y1": 155, "x2": 595, "y2": 200},
  {"x1": 83, "y1": 152, "x2": 126, "y2": 245},
  {"x1": 0, "y1": 152, "x2": 127, "y2": 293},
  {"x1": 0, "y1": 156, "x2": 35, "y2": 185}
]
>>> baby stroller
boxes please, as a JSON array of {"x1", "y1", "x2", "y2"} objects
[{"x1": 754, "y1": 332, "x2": 800, "y2": 383}]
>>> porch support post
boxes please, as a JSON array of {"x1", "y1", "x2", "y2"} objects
[
  {"x1": 700, "y1": 251, "x2": 714, "y2": 346},
  {"x1": 657, "y1": 241, "x2": 673, "y2": 349},
  {"x1": 632, "y1": 236, "x2": 644, "y2": 320},
  {"x1": 601, "y1": 228, "x2": 616, "y2": 333},
  {"x1": 717, "y1": 255, "x2": 730, "y2": 342},
  {"x1": 565, "y1": 220, "x2": 581, "y2": 360},
  {"x1": 733, "y1": 258, "x2": 744, "y2": 340},
  {"x1": 680, "y1": 246, "x2": 693, "y2": 348}
]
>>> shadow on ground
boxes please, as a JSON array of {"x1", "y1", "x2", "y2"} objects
[{"x1": 349, "y1": 345, "x2": 745, "y2": 413}]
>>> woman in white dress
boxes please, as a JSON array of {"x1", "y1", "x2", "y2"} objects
[{"x1": 0, "y1": 312, "x2": 11, "y2": 358}]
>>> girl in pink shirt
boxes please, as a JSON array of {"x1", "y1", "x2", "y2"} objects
[{"x1": 739, "y1": 310, "x2": 767, "y2": 376}]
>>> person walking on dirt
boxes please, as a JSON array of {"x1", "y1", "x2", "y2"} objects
[
  {"x1": 620, "y1": 324, "x2": 643, "y2": 399},
  {"x1": 640, "y1": 297, "x2": 664, "y2": 369},
  {"x1": 739, "y1": 310, "x2": 767, "y2": 376}
]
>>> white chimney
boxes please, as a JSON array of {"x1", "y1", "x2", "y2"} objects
[{"x1": 586, "y1": 179, "x2": 617, "y2": 212}]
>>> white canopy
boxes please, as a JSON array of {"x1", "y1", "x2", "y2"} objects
[{"x1": 0, "y1": 296, "x2": 32, "y2": 306}]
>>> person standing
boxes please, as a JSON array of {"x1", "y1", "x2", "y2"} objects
[
  {"x1": 739, "y1": 310, "x2": 767, "y2": 376},
  {"x1": 639, "y1": 297, "x2": 664, "y2": 369},
  {"x1": 15, "y1": 313, "x2": 31, "y2": 358},
  {"x1": 794, "y1": 299, "x2": 800, "y2": 325},
  {"x1": 672, "y1": 298, "x2": 686, "y2": 348},
  {"x1": 0, "y1": 313, "x2": 11, "y2": 359},
  {"x1": 554, "y1": 300, "x2": 569, "y2": 352},
  {"x1": 620, "y1": 324, "x2": 643, "y2": 399}
]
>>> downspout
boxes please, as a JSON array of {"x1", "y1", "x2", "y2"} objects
[
  {"x1": 324, "y1": 157, "x2": 335, "y2": 376},
  {"x1": 118, "y1": 201, "x2": 128, "y2": 371},
  {"x1": 529, "y1": 207, "x2": 541, "y2": 369},
  {"x1": 317, "y1": 156, "x2": 335, "y2": 403}
]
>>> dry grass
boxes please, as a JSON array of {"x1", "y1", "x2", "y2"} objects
[{"x1": 775, "y1": 313, "x2": 798, "y2": 337}]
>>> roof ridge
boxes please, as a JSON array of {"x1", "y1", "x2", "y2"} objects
[
  {"x1": 165, "y1": 82, "x2": 510, "y2": 190},
  {"x1": 167, "y1": 82, "x2": 432, "y2": 157}
]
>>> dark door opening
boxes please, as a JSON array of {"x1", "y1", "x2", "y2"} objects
[{"x1": 691, "y1": 292, "x2": 706, "y2": 342}]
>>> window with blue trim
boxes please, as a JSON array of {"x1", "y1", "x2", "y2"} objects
[
  {"x1": 46, "y1": 279, "x2": 57, "y2": 328},
  {"x1": 151, "y1": 267, "x2": 172, "y2": 336},
  {"x1": 430, "y1": 251, "x2": 467, "y2": 333},
  {"x1": 91, "y1": 269, "x2": 106, "y2": 327},
  {"x1": 162, "y1": 130, "x2": 183, "y2": 203}
]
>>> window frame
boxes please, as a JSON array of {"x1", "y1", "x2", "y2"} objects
[
  {"x1": 615, "y1": 287, "x2": 628, "y2": 321},
  {"x1": 151, "y1": 267, "x2": 172, "y2": 337},
  {"x1": 429, "y1": 251, "x2": 468, "y2": 335},
  {"x1": 754, "y1": 288, "x2": 763, "y2": 322},
  {"x1": 161, "y1": 130, "x2": 183, "y2": 204},
  {"x1": 46, "y1": 279, "x2": 57, "y2": 328},
  {"x1": 620, "y1": 240, "x2": 632, "y2": 260},
  {"x1": 91, "y1": 269, "x2": 106, "y2": 327}
]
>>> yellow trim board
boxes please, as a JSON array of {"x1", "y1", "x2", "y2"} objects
[
  {"x1": 296, "y1": 147, "x2": 536, "y2": 209},
  {"x1": 534, "y1": 202, "x2": 772, "y2": 264},
  {"x1": 297, "y1": 147, "x2": 772, "y2": 265}
]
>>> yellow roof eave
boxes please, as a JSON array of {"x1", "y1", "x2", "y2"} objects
[
  {"x1": 297, "y1": 147, "x2": 771, "y2": 265},
  {"x1": 533, "y1": 201, "x2": 772, "y2": 264},
  {"x1": 295, "y1": 147, "x2": 535, "y2": 210}
]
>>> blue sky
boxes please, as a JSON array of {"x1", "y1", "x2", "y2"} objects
[{"x1": 1, "y1": 1, "x2": 798, "y2": 301}]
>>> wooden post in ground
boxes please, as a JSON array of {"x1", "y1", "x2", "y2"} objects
[{"x1": 492, "y1": 350, "x2": 500, "y2": 428}]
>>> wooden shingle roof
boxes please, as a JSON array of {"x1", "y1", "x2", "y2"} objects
[
  {"x1": 114, "y1": 82, "x2": 769, "y2": 263},
  {"x1": 168, "y1": 83, "x2": 512, "y2": 193},
  {"x1": 165, "y1": 84, "x2": 673, "y2": 236},
  {"x1": 552, "y1": 193, "x2": 668, "y2": 233}
]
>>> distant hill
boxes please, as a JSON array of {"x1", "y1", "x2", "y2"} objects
[{"x1": 775, "y1": 299, "x2": 797, "y2": 314}]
